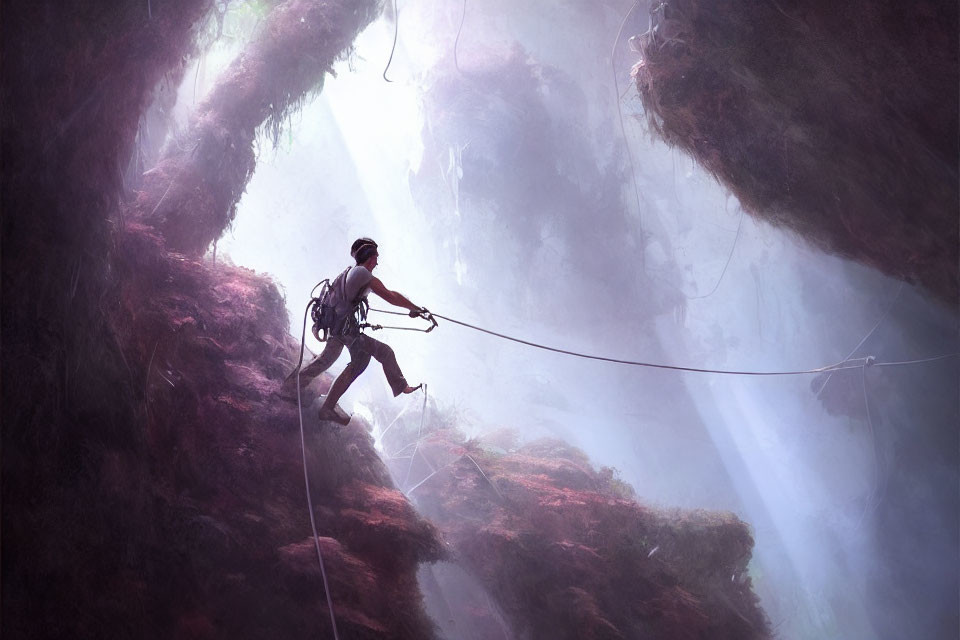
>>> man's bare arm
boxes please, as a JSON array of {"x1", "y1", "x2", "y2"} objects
[{"x1": 369, "y1": 277, "x2": 420, "y2": 313}]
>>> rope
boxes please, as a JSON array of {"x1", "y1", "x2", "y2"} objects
[
  {"x1": 367, "y1": 309, "x2": 423, "y2": 315},
  {"x1": 454, "y1": 0, "x2": 468, "y2": 73},
  {"x1": 370, "y1": 308, "x2": 865, "y2": 375},
  {"x1": 404, "y1": 449, "x2": 503, "y2": 501},
  {"x1": 767, "y1": 0, "x2": 805, "y2": 25},
  {"x1": 612, "y1": 4, "x2": 745, "y2": 303},
  {"x1": 360, "y1": 309, "x2": 437, "y2": 334},
  {"x1": 612, "y1": 1, "x2": 646, "y2": 272},
  {"x1": 382, "y1": 0, "x2": 400, "y2": 82},
  {"x1": 368, "y1": 307, "x2": 958, "y2": 375},
  {"x1": 463, "y1": 453, "x2": 504, "y2": 501},
  {"x1": 294, "y1": 301, "x2": 341, "y2": 640},
  {"x1": 815, "y1": 282, "x2": 904, "y2": 394},
  {"x1": 873, "y1": 353, "x2": 958, "y2": 368},
  {"x1": 855, "y1": 360, "x2": 880, "y2": 531},
  {"x1": 379, "y1": 404, "x2": 412, "y2": 445},
  {"x1": 407, "y1": 454, "x2": 461, "y2": 495},
  {"x1": 362, "y1": 323, "x2": 433, "y2": 332},
  {"x1": 686, "y1": 207, "x2": 744, "y2": 300},
  {"x1": 404, "y1": 384, "x2": 429, "y2": 487}
]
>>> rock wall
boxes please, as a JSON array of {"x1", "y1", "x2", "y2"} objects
[
  {"x1": 382, "y1": 423, "x2": 770, "y2": 639},
  {"x1": 2, "y1": 2, "x2": 444, "y2": 638},
  {"x1": 633, "y1": 0, "x2": 958, "y2": 301}
]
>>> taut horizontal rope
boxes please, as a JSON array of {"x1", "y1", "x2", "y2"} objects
[{"x1": 370, "y1": 308, "x2": 957, "y2": 376}]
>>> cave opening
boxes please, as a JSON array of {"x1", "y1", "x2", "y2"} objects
[{"x1": 3, "y1": 1, "x2": 957, "y2": 639}]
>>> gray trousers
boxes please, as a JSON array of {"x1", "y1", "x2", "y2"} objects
[{"x1": 299, "y1": 332, "x2": 409, "y2": 397}]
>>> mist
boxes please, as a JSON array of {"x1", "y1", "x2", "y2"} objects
[{"x1": 160, "y1": 1, "x2": 958, "y2": 637}]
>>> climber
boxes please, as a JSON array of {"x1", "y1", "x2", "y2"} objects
[{"x1": 283, "y1": 237, "x2": 424, "y2": 425}]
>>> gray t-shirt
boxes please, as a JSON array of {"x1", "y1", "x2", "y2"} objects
[{"x1": 335, "y1": 265, "x2": 374, "y2": 317}]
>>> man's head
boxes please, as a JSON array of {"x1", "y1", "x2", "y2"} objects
[{"x1": 351, "y1": 237, "x2": 379, "y2": 268}]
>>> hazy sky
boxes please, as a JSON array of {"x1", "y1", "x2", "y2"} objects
[{"x1": 176, "y1": 2, "x2": 959, "y2": 637}]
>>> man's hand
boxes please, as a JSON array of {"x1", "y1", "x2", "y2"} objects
[{"x1": 408, "y1": 307, "x2": 425, "y2": 318}]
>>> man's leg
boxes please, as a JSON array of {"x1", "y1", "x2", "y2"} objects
[
  {"x1": 282, "y1": 339, "x2": 344, "y2": 396},
  {"x1": 351, "y1": 334, "x2": 413, "y2": 397},
  {"x1": 318, "y1": 345, "x2": 371, "y2": 420}
]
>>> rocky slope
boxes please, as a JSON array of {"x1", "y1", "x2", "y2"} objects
[{"x1": 382, "y1": 423, "x2": 769, "y2": 639}]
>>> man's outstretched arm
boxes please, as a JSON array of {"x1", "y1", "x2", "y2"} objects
[{"x1": 369, "y1": 277, "x2": 420, "y2": 313}]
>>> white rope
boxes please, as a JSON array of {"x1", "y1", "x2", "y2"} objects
[
  {"x1": 454, "y1": 0, "x2": 468, "y2": 73},
  {"x1": 403, "y1": 384, "x2": 429, "y2": 488},
  {"x1": 370, "y1": 307, "x2": 958, "y2": 376},
  {"x1": 612, "y1": 1, "x2": 646, "y2": 272},
  {"x1": 294, "y1": 302, "x2": 340, "y2": 640},
  {"x1": 815, "y1": 282, "x2": 904, "y2": 394},
  {"x1": 855, "y1": 361, "x2": 881, "y2": 531}
]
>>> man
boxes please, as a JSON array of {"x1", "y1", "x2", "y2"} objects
[{"x1": 284, "y1": 237, "x2": 422, "y2": 425}]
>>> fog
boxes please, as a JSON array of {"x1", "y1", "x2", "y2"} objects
[{"x1": 175, "y1": 1, "x2": 958, "y2": 637}]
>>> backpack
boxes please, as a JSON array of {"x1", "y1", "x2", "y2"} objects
[{"x1": 310, "y1": 266, "x2": 369, "y2": 341}]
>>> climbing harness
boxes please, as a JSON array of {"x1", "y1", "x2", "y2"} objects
[
  {"x1": 307, "y1": 269, "x2": 380, "y2": 343},
  {"x1": 308, "y1": 272, "x2": 351, "y2": 342},
  {"x1": 308, "y1": 278, "x2": 334, "y2": 341},
  {"x1": 293, "y1": 298, "x2": 341, "y2": 640}
]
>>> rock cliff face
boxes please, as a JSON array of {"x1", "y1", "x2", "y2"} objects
[
  {"x1": 109, "y1": 221, "x2": 445, "y2": 638},
  {"x1": 3, "y1": 1, "x2": 769, "y2": 638},
  {"x1": 381, "y1": 424, "x2": 769, "y2": 639},
  {"x1": 633, "y1": 0, "x2": 958, "y2": 302},
  {"x1": 3, "y1": 2, "x2": 442, "y2": 637}
]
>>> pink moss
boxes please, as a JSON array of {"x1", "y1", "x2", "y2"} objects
[
  {"x1": 395, "y1": 434, "x2": 770, "y2": 639},
  {"x1": 102, "y1": 218, "x2": 445, "y2": 638}
]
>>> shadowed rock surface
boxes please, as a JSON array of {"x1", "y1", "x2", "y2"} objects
[{"x1": 632, "y1": 0, "x2": 958, "y2": 301}]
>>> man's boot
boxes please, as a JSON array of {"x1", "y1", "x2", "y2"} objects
[{"x1": 317, "y1": 403, "x2": 350, "y2": 426}]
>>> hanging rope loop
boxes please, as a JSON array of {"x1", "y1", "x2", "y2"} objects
[{"x1": 293, "y1": 300, "x2": 341, "y2": 640}]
